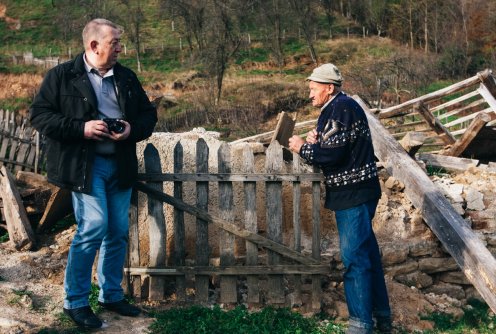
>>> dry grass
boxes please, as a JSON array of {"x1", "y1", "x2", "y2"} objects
[{"x1": 0, "y1": 73, "x2": 42, "y2": 100}]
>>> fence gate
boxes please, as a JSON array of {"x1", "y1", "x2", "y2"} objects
[
  {"x1": 0, "y1": 110, "x2": 40, "y2": 173},
  {"x1": 125, "y1": 139, "x2": 329, "y2": 310}
]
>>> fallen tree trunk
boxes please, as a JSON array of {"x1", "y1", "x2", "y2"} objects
[{"x1": 354, "y1": 95, "x2": 496, "y2": 314}]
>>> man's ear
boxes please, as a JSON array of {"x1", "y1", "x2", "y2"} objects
[
  {"x1": 90, "y1": 40, "x2": 99, "y2": 53},
  {"x1": 328, "y1": 84, "x2": 335, "y2": 95}
]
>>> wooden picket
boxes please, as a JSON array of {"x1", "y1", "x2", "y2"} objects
[{"x1": 126, "y1": 139, "x2": 329, "y2": 310}]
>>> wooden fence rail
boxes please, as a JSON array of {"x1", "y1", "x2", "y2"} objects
[{"x1": 126, "y1": 139, "x2": 329, "y2": 309}]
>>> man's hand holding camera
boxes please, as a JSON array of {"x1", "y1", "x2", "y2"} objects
[{"x1": 84, "y1": 119, "x2": 130, "y2": 141}]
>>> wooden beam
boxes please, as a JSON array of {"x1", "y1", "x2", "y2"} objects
[
  {"x1": 355, "y1": 95, "x2": 496, "y2": 314},
  {"x1": 378, "y1": 69, "x2": 491, "y2": 119},
  {"x1": 36, "y1": 187, "x2": 72, "y2": 233},
  {"x1": 0, "y1": 166, "x2": 35, "y2": 250},
  {"x1": 417, "y1": 153, "x2": 479, "y2": 172},
  {"x1": 125, "y1": 265, "x2": 331, "y2": 276},
  {"x1": 442, "y1": 112, "x2": 494, "y2": 157},
  {"x1": 415, "y1": 102, "x2": 456, "y2": 145},
  {"x1": 134, "y1": 181, "x2": 320, "y2": 266}
]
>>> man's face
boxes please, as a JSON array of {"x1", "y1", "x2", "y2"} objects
[
  {"x1": 308, "y1": 81, "x2": 334, "y2": 108},
  {"x1": 94, "y1": 26, "x2": 122, "y2": 69}
]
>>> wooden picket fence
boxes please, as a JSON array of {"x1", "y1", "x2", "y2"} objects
[
  {"x1": 125, "y1": 139, "x2": 329, "y2": 309},
  {"x1": 0, "y1": 109, "x2": 40, "y2": 173}
]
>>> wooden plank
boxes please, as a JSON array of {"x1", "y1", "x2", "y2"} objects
[
  {"x1": 442, "y1": 112, "x2": 494, "y2": 157},
  {"x1": 311, "y1": 165, "x2": 322, "y2": 311},
  {"x1": 241, "y1": 144, "x2": 259, "y2": 303},
  {"x1": 127, "y1": 189, "x2": 142, "y2": 300},
  {"x1": 134, "y1": 182, "x2": 320, "y2": 265},
  {"x1": 444, "y1": 108, "x2": 492, "y2": 128},
  {"x1": 230, "y1": 119, "x2": 315, "y2": 145},
  {"x1": 14, "y1": 125, "x2": 32, "y2": 172},
  {"x1": 195, "y1": 139, "x2": 210, "y2": 304},
  {"x1": 138, "y1": 172, "x2": 324, "y2": 183},
  {"x1": 25, "y1": 129, "x2": 38, "y2": 172},
  {"x1": 416, "y1": 103, "x2": 456, "y2": 145},
  {"x1": 430, "y1": 90, "x2": 480, "y2": 114},
  {"x1": 0, "y1": 165, "x2": 35, "y2": 250},
  {"x1": 0, "y1": 111, "x2": 14, "y2": 167},
  {"x1": 36, "y1": 187, "x2": 72, "y2": 233},
  {"x1": 378, "y1": 69, "x2": 490, "y2": 118},
  {"x1": 271, "y1": 112, "x2": 296, "y2": 147},
  {"x1": 265, "y1": 141, "x2": 285, "y2": 304},
  {"x1": 125, "y1": 265, "x2": 331, "y2": 275},
  {"x1": 478, "y1": 82, "x2": 496, "y2": 111},
  {"x1": 7, "y1": 126, "x2": 21, "y2": 170},
  {"x1": 143, "y1": 144, "x2": 166, "y2": 301},
  {"x1": 437, "y1": 99, "x2": 487, "y2": 121},
  {"x1": 417, "y1": 153, "x2": 479, "y2": 172},
  {"x1": 356, "y1": 95, "x2": 496, "y2": 314},
  {"x1": 218, "y1": 143, "x2": 237, "y2": 303},
  {"x1": 173, "y1": 142, "x2": 186, "y2": 302},
  {"x1": 291, "y1": 152, "x2": 302, "y2": 307}
]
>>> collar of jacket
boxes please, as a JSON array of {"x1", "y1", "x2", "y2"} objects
[{"x1": 69, "y1": 53, "x2": 132, "y2": 117}]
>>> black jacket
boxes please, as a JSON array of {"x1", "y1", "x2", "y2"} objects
[
  {"x1": 299, "y1": 92, "x2": 381, "y2": 210},
  {"x1": 30, "y1": 53, "x2": 157, "y2": 193}
]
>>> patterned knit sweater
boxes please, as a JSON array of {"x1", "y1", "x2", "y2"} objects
[{"x1": 299, "y1": 91, "x2": 381, "y2": 211}]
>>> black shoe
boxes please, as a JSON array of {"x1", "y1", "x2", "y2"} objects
[
  {"x1": 63, "y1": 306, "x2": 102, "y2": 329},
  {"x1": 375, "y1": 317, "x2": 393, "y2": 334},
  {"x1": 98, "y1": 299, "x2": 141, "y2": 317}
]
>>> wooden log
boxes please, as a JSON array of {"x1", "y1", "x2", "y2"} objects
[
  {"x1": 271, "y1": 112, "x2": 296, "y2": 147},
  {"x1": 218, "y1": 143, "x2": 237, "y2": 303},
  {"x1": 173, "y1": 142, "x2": 186, "y2": 302},
  {"x1": 415, "y1": 103, "x2": 455, "y2": 145},
  {"x1": 241, "y1": 144, "x2": 259, "y2": 303},
  {"x1": 134, "y1": 182, "x2": 320, "y2": 266},
  {"x1": 355, "y1": 95, "x2": 496, "y2": 314},
  {"x1": 265, "y1": 141, "x2": 285, "y2": 304},
  {"x1": 143, "y1": 144, "x2": 166, "y2": 301},
  {"x1": 378, "y1": 69, "x2": 491, "y2": 118},
  {"x1": 429, "y1": 90, "x2": 480, "y2": 114},
  {"x1": 195, "y1": 139, "x2": 210, "y2": 304},
  {"x1": 398, "y1": 132, "x2": 427, "y2": 157},
  {"x1": 0, "y1": 166, "x2": 35, "y2": 250},
  {"x1": 36, "y1": 186, "x2": 72, "y2": 233},
  {"x1": 442, "y1": 112, "x2": 494, "y2": 157},
  {"x1": 417, "y1": 153, "x2": 479, "y2": 172}
]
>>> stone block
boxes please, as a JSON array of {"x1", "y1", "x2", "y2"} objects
[
  {"x1": 384, "y1": 260, "x2": 418, "y2": 277},
  {"x1": 409, "y1": 239, "x2": 438, "y2": 257},
  {"x1": 438, "y1": 271, "x2": 471, "y2": 285},
  {"x1": 381, "y1": 243, "x2": 409, "y2": 266},
  {"x1": 424, "y1": 282, "x2": 465, "y2": 300},
  {"x1": 418, "y1": 257, "x2": 458, "y2": 274},
  {"x1": 395, "y1": 271, "x2": 433, "y2": 289}
]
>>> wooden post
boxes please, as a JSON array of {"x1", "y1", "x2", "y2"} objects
[
  {"x1": 195, "y1": 139, "x2": 210, "y2": 304},
  {"x1": 218, "y1": 143, "x2": 237, "y2": 303},
  {"x1": 415, "y1": 102, "x2": 456, "y2": 145},
  {"x1": 311, "y1": 165, "x2": 321, "y2": 311},
  {"x1": 355, "y1": 95, "x2": 496, "y2": 314},
  {"x1": 291, "y1": 152, "x2": 302, "y2": 307},
  {"x1": 0, "y1": 166, "x2": 35, "y2": 250},
  {"x1": 144, "y1": 144, "x2": 166, "y2": 300},
  {"x1": 173, "y1": 142, "x2": 186, "y2": 302},
  {"x1": 127, "y1": 189, "x2": 142, "y2": 300},
  {"x1": 241, "y1": 144, "x2": 259, "y2": 303},
  {"x1": 265, "y1": 141, "x2": 285, "y2": 304}
]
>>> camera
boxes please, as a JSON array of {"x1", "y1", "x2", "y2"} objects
[{"x1": 103, "y1": 118, "x2": 126, "y2": 134}]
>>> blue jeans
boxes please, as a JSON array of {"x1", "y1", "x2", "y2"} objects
[
  {"x1": 335, "y1": 199, "x2": 391, "y2": 332},
  {"x1": 64, "y1": 155, "x2": 132, "y2": 309}
]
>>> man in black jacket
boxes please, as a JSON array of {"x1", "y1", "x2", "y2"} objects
[
  {"x1": 30, "y1": 18, "x2": 157, "y2": 329},
  {"x1": 289, "y1": 64, "x2": 391, "y2": 334}
]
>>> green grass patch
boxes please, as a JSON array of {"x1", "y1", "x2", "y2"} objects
[
  {"x1": 0, "y1": 97, "x2": 32, "y2": 111},
  {"x1": 49, "y1": 215, "x2": 76, "y2": 233},
  {"x1": 235, "y1": 47, "x2": 270, "y2": 65},
  {"x1": 421, "y1": 299, "x2": 496, "y2": 333},
  {"x1": 0, "y1": 231, "x2": 9, "y2": 243},
  {"x1": 149, "y1": 305, "x2": 345, "y2": 334}
]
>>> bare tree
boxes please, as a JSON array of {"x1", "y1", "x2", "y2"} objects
[{"x1": 288, "y1": 0, "x2": 318, "y2": 64}]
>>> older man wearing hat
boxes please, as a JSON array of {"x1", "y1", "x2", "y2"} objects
[{"x1": 289, "y1": 64, "x2": 392, "y2": 334}]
